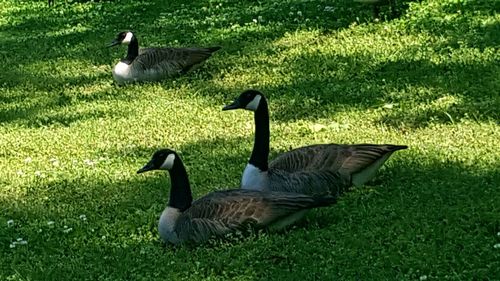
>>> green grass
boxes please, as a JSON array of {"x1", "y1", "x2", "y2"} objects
[{"x1": 1, "y1": 0, "x2": 499, "y2": 280}]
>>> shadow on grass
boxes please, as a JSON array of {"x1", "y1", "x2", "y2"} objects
[
  {"x1": 404, "y1": 0, "x2": 500, "y2": 50},
  {"x1": 1, "y1": 135, "x2": 499, "y2": 279},
  {"x1": 0, "y1": 0, "x2": 415, "y2": 80},
  {"x1": 0, "y1": 71, "x2": 142, "y2": 127},
  {"x1": 0, "y1": 0, "x2": 497, "y2": 129},
  {"x1": 202, "y1": 47, "x2": 498, "y2": 127}
]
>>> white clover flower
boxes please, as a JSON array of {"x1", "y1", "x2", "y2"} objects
[
  {"x1": 83, "y1": 159, "x2": 96, "y2": 166},
  {"x1": 79, "y1": 214, "x2": 87, "y2": 221},
  {"x1": 47, "y1": 221, "x2": 55, "y2": 226},
  {"x1": 7, "y1": 220, "x2": 14, "y2": 227},
  {"x1": 24, "y1": 157, "x2": 32, "y2": 164},
  {"x1": 101, "y1": 235, "x2": 106, "y2": 240},
  {"x1": 252, "y1": 18, "x2": 257, "y2": 23},
  {"x1": 16, "y1": 170, "x2": 25, "y2": 176},
  {"x1": 419, "y1": 275, "x2": 428, "y2": 281},
  {"x1": 497, "y1": 232, "x2": 500, "y2": 236},
  {"x1": 494, "y1": 243, "x2": 500, "y2": 249},
  {"x1": 62, "y1": 227, "x2": 73, "y2": 234},
  {"x1": 50, "y1": 158, "x2": 60, "y2": 167},
  {"x1": 297, "y1": 11, "x2": 302, "y2": 16},
  {"x1": 11, "y1": 238, "x2": 28, "y2": 248}
]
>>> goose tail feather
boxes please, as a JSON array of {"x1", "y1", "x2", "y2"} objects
[{"x1": 206, "y1": 46, "x2": 222, "y2": 53}]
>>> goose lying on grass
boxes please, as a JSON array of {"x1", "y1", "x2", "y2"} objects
[
  {"x1": 108, "y1": 31, "x2": 221, "y2": 85},
  {"x1": 223, "y1": 90, "x2": 407, "y2": 196},
  {"x1": 137, "y1": 148, "x2": 337, "y2": 245}
]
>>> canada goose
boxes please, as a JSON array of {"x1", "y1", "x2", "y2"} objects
[
  {"x1": 108, "y1": 31, "x2": 221, "y2": 85},
  {"x1": 137, "y1": 148, "x2": 337, "y2": 245},
  {"x1": 222, "y1": 90, "x2": 407, "y2": 195}
]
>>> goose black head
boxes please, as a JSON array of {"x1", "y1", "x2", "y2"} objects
[
  {"x1": 137, "y1": 149, "x2": 178, "y2": 174},
  {"x1": 222, "y1": 90, "x2": 264, "y2": 112},
  {"x1": 108, "y1": 31, "x2": 135, "y2": 47}
]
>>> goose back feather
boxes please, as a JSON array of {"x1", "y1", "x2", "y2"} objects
[
  {"x1": 174, "y1": 189, "x2": 335, "y2": 244},
  {"x1": 269, "y1": 143, "x2": 407, "y2": 186}
]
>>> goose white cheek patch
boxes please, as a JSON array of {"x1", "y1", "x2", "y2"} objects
[
  {"x1": 122, "y1": 32, "x2": 133, "y2": 45},
  {"x1": 160, "y1": 154, "x2": 176, "y2": 170},
  {"x1": 245, "y1": 95, "x2": 261, "y2": 111}
]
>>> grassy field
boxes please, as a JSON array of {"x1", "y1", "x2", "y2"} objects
[{"x1": 1, "y1": 0, "x2": 499, "y2": 280}]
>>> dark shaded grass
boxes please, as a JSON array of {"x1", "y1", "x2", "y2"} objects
[
  {"x1": 2, "y1": 0, "x2": 497, "y2": 128},
  {"x1": 1, "y1": 145, "x2": 498, "y2": 280}
]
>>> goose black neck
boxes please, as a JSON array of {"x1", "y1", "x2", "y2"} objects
[
  {"x1": 122, "y1": 36, "x2": 139, "y2": 65},
  {"x1": 249, "y1": 97, "x2": 269, "y2": 171},
  {"x1": 167, "y1": 157, "x2": 193, "y2": 212}
]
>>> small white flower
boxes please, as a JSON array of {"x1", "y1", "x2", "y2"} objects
[
  {"x1": 497, "y1": 232, "x2": 500, "y2": 236},
  {"x1": 297, "y1": 11, "x2": 302, "y2": 16},
  {"x1": 79, "y1": 214, "x2": 87, "y2": 221},
  {"x1": 101, "y1": 235, "x2": 106, "y2": 240},
  {"x1": 10, "y1": 243, "x2": 16, "y2": 248},
  {"x1": 324, "y1": 6, "x2": 334, "y2": 12},
  {"x1": 17, "y1": 240, "x2": 28, "y2": 245},
  {"x1": 34, "y1": 171, "x2": 43, "y2": 177},
  {"x1": 419, "y1": 275, "x2": 428, "y2": 281},
  {"x1": 494, "y1": 243, "x2": 500, "y2": 249},
  {"x1": 47, "y1": 221, "x2": 55, "y2": 226},
  {"x1": 252, "y1": 18, "x2": 257, "y2": 23},
  {"x1": 62, "y1": 227, "x2": 73, "y2": 234},
  {"x1": 24, "y1": 157, "x2": 32, "y2": 164},
  {"x1": 7, "y1": 220, "x2": 14, "y2": 227},
  {"x1": 289, "y1": 11, "x2": 294, "y2": 16},
  {"x1": 38, "y1": 229, "x2": 42, "y2": 233},
  {"x1": 16, "y1": 238, "x2": 23, "y2": 242},
  {"x1": 258, "y1": 16, "x2": 263, "y2": 22},
  {"x1": 16, "y1": 170, "x2": 25, "y2": 176},
  {"x1": 50, "y1": 158, "x2": 60, "y2": 167}
]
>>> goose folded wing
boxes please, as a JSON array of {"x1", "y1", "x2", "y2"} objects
[
  {"x1": 269, "y1": 144, "x2": 347, "y2": 172},
  {"x1": 270, "y1": 144, "x2": 406, "y2": 175},
  {"x1": 135, "y1": 48, "x2": 184, "y2": 72},
  {"x1": 174, "y1": 190, "x2": 332, "y2": 243},
  {"x1": 137, "y1": 47, "x2": 214, "y2": 74},
  {"x1": 335, "y1": 144, "x2": 407, "y2": 175},
  {"x1": 270, "y1": 168, "x2": 350, "y2": 197}
]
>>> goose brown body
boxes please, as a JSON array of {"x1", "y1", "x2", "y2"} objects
[
  {"x1": 137, "y1": 149, "x2": 336, "y2": 245},
  {"x1": 109, "y1": 31, "x2": 220, "y2": 84},
  {"x1": 171, "y1": 189, "x2": 335, "y2": 244}
]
